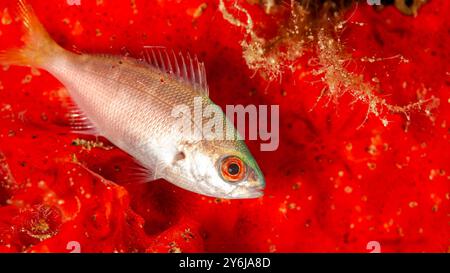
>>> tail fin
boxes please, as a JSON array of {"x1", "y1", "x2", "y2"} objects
[{"x1": 0, "y1": 0, "x2": 63, "y2": 68}]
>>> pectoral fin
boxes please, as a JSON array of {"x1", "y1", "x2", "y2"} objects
[{"x1": 120, "y1": 158, "x2": 164, "y2": 185}]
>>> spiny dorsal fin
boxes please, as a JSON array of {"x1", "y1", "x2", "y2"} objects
[{"x1": 142, "y1": 46, "x2": 209, "y2": 96}]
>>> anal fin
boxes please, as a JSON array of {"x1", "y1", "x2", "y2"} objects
[{"x1": 65, "y1": 102, "x2": 100, "y2": 136}]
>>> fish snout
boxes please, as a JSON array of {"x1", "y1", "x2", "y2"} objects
[
  {"x1": 226, "y1": 169, "x2": 265, "y2": 199},
  {"x1": 247, "y1": 168, "x2": 266, "y2": 190},
  {"x1": 228, "y1": 185, "x2": 264, "y2": 199}
]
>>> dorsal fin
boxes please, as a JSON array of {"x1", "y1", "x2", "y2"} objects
[{"x1": 142, "y1": 46, "x2": 209, "y2": 96}]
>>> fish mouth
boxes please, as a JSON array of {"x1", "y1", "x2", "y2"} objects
[
  {"x1": 246, "y1": 187, "x2": 264, "y2": 198},
  {"x1": 227, "y1": 185, "x2": 264, "y2": 199}
]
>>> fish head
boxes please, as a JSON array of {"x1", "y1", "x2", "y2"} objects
[{"x1": 170, "y1": 139, "x2": 265, "y2": 199}]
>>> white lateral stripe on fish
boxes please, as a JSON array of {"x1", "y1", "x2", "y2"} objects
[{"x1": 0, "y1": 0, "x2": 265, "y2": 199}]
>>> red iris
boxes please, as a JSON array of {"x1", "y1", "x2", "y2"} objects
[{"x1": 220, "y1": 156, "x2": 246, "y2": 182}]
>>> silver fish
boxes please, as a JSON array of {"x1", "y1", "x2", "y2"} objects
[{"x1": 0, "y1": 0, "x2": 265, "y2": 199}]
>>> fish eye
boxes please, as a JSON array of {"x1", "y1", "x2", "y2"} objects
[
  {"x1": 227, "y1": 163, "x2": 240, "y2": 175},
  {"x1": 219, "y1": 156, "x2": 246, "y2": 183}
]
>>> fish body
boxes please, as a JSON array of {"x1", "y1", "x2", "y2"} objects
[{"x1": 0, "y1": 0, "x2": 265, "y2": 199}]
